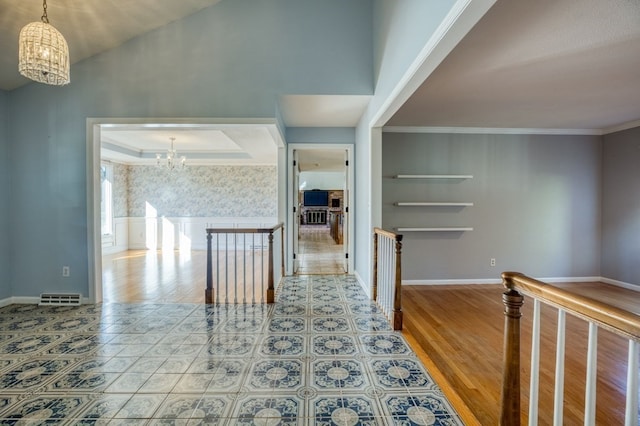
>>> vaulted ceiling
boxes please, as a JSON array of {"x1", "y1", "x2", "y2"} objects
[
  {"x1": 2, "y1": 0, "x2": 639, "y2": 168},
  {"x1": 0, "y1": 0, "x2": 222, "y2": 91}
]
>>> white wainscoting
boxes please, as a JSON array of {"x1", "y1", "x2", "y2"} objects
[
  {"x1": 105, "y1": 217, "x2": 278, "y2": 253},
  {"x1": 102, "y1": 217, "x2": 129, "y2": 255}
]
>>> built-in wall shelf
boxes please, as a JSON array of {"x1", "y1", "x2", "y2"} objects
[
  {"x1": 395, "y1": 227, "x2": 474, "y2": 232},
  {"x1": 391, "y1": 173, "x2": 474, "y2": 233},
  {"x1": 394, "y1": 174, "x2": 473, "y2": 179},
  {"x1": 394, "y1": 202, "x2": 473, "y2": 207}
]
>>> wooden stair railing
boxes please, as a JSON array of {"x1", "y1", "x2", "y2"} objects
[
  {"x1": 206, "y1": 223, "x2": 284, "y2": 304},
  {"x1": 373, "y1": 227, "x2": 403, "y2": 330},
  {"x1": 500, "y1": 271, "x2": 640, "y2": 426}
]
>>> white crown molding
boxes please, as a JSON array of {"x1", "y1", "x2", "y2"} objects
[
  {"x1": 602, "y1": 119, "x2": 640, "y2": 135},
  {"x1": 383, "y1": 126, "x2": 603, "y2": 136},
  {"x1": 383, "y1": 118, "x2": 640, "y2": 136}
]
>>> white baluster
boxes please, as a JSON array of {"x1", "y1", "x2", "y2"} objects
[
  {"x1": 584, "y1": 323, "x2": 598, "y2": 426},
  {"x1": 529, "y1": 299, "x2": 541, "y2": 426},
  {"x1": 625, "y1": 340, "x2": 639, "y2": 426},
  {"x1": 554, "y1": 309, "x2": 566, "y2": 426}
]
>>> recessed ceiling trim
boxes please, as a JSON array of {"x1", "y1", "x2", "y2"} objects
[
  {"x1": 102, "y1": 141, "x2": 143, "y2": 158},
  {"x1": 383, "y1": 126, "x2": 603, "y2": 136},
  {"x1": 97, "y1": 117, "x2": 283, "y2": 166}
]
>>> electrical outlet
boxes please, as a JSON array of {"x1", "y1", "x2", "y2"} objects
[
  {"x1": 62, "y1": 266, "x2": 70, "y2": 277},
  {"x1": 490, "y1": 258, "x2": 496, "y2": 267}
]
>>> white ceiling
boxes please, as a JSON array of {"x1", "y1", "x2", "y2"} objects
[
  {"x1": 279, "y1": 95, "x2": 372, "y2": 128},
  {"x1": 296, "y1": 149, "x2": 346, "y2": 172},
  {"x1": 388, "y1": 0, "x2": 640, "y2": 131}
]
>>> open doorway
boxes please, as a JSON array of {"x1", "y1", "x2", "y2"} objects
[
  {"x1": 87, "y1": 118, "x2": 286, "y2": 304},
  {"x1": 288, "y1": 145, "x2": 353, "y2": 275}
]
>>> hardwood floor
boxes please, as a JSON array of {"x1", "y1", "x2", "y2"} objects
[
  {"x1": 102, "y1": 250, "x2": 208, "y2": 303},
  {"x1": 297, "y1": 225, "x2": 345, "y2": 274},
  {"x1": 102, "y1": 228, "x2": 343, "y2": 303},
  {"x1": 102, "y1": 250, "x2": 638, "y2": 423},
  {"x1": 402, "y1": 282, "x2": 640, "y2": 425}
]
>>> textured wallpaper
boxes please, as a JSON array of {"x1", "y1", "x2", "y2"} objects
[
  {"x1": 113, "y1": 163, "x2": 129, "y2": 218},
  {"x1": 112, "y1": 165, "x2": 277, "y2": 218}
]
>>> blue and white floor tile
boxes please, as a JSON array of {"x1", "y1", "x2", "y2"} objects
[{"x1": 0, "y1": 274, "x2": 463, "y2": 424}]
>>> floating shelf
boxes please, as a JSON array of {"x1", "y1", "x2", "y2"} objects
[
  {"x1": 394, "y1": 202, "x2": 473, "y2": 207},
  {"x1": 395, "y1": 227, "x2": 474, "y2": 232},
  {"x1": 394, "y1": 174, "x2": 473, "y2": 179}
]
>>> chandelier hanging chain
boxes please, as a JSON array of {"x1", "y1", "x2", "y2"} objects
[{"x1": 41, "y1": 0, "x2": 49, "y2": 23}]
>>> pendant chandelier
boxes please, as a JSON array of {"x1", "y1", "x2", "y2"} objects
[
  {"x1": 18, "y1": 0, "x2": 70, "y2": 86},
  {"x1": 157, "y1": 137, "x2": 186, "y2": 170}
]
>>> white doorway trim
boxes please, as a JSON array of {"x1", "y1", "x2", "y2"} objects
[
  {"x1": 86, "y1": 117, "x2": 286, "y2": 304},
  {"x1": 286, "y1": 143, "x2": 354, "y2": 275}
]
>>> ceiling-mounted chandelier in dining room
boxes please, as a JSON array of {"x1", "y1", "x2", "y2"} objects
[{"x1": 157, "y1": 137, "x2": 186, "y2": 170}]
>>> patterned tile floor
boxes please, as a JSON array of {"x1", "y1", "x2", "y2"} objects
[{"x1": 0, "y1": 275, "x2": 462, "y2": 425}]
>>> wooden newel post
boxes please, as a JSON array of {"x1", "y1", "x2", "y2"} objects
[
  {"x1": 205, "y1": 231, "x2": 214, "y2": 304},
  {"x1": 372, "y1": 232, "x2": 379, "y2": 301},
  {"x1": 280, "y1": 226, "x2": 285, "y2": 278},
  {"x1": 500, "y1": 272, "x2": 524, "y2": 426},
  {"x1": 392, "y1": 235, "x2": 403, "y2": 331},
  {"x1": 267, "y1": 230, "x2": 275, "y2": 303}
]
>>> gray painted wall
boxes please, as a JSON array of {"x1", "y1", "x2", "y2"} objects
[
  {"x1": 5, "y1": 0, "x2": 373, "y2": 298},
  {"x1": 602, "y1": 126, "x2": 640, "y2": 286},
  {"x1": 0, "y1": 90, "x2": 8, "y2": 299},
  {"x1": 382, "y1": 132, "x2": 602, "y2": 281},
  {"x1": 354, "y1": 0, "x2": 458, "y2": 288}
]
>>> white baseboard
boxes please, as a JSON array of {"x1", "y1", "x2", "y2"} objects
[
  {"x1": 601, "y1": 277, "x2": 640, "y2": 292},
  {"x1": 7, "y1": 297, "x2": 40, "y2": 305},
  {"x1": 539, "y1": 276, "x2": 602, "y2": 283},
  {"x1": 0, "y1": 296, "x2": 92, "y2": 307},
  {"x1": 353, "y1": 270, "x2": 371, "y2": 298},
  {"x1": 403, "y1": 278, "x2": 501, "y2": 285},
  {"x1": 403, "y1": 276, "x2": 602, "y2": 286}
]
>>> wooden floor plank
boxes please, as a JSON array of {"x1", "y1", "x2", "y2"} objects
[
  {"x1": 402, "y1": 282, "x2": 640, "y2": 425},
  {"x1": 101, "y1": 227, "x2": 342, "y2": 303}
]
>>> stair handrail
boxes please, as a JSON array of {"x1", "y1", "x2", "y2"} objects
[
  {"x1": 206, "y1": 222, "x2": 284, "y2": 304},
  {"x1": 500, "y1": 271, "x2": 640, "y2": 425}
]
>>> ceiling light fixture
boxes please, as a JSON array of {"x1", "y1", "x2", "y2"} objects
[
  {"x1": 157, "y1": 137, "x2": 186, "y2": 170},
  {"x1": 18, "y1": 0, "x2": 70, "y2": 86}
]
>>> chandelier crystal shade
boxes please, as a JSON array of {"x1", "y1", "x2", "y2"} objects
[
  {"x1": 18, "y1": 0, "x2": 70, "y2": 86},
  {"x1": 157, "y1": 137, "x2": 186, "y2": 170}
]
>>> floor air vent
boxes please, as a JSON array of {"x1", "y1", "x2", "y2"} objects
[{"x1": 39, "y1": 293, "x2": 82, "y2": 306}]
